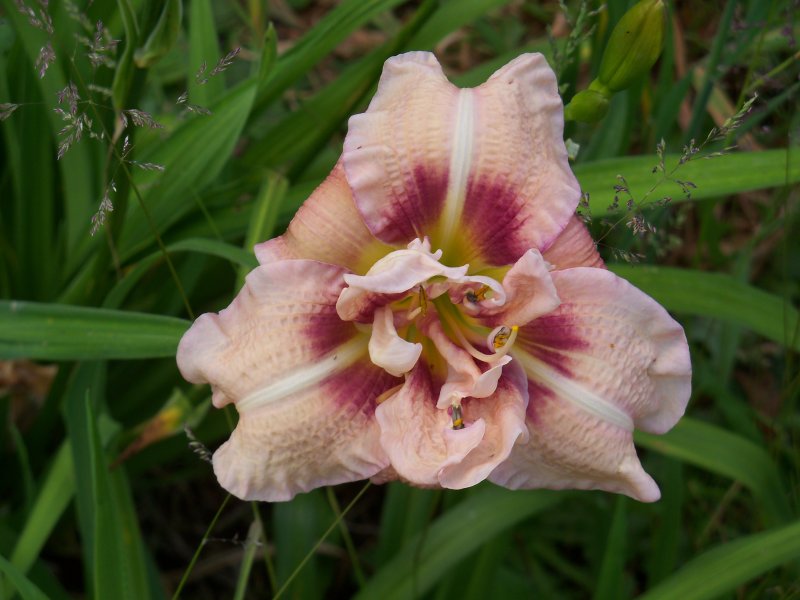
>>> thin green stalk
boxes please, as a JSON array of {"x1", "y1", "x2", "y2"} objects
[
  {"x1": 686, "y1": 0, "x2": 738, "y2": 141},
  {"x1": 232, "y1": 518, "x2": 262, "y2": 600},
  {"x1": 745, "y1": 50, "x2": 800, "y2": 96},
  {"x1": 66, "y1": 61, "x2": 196, "y2": 318},
  {"x1": 697, "y1": 482, "x2": 743, "y2": 546},
  {"x1": 326, "y1": 486, "x2": 367, "y2": 588},
  {"x1": 274, "y1": 482, "x2": 372, "y2": 600},
  {"x1": 116, "y1": 160, "x2": 196, "y2": 319},
  {"x1": 172, "y1": 494, "x2": 232, "y2": 599},
  {"x1": 251, "y1": 503, "x2": 278, "y2": 596}
]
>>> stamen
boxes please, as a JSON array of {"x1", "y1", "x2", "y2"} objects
[
  {"x1": 418, "y1": 285, "x2": 428, "y2": 316},
  {"x1": 465, "y1": 285, "x2": 491, "y2": 304},
  {"x1": 450, "y1": 404, "x2": 465, "y2": 430},
  {"x1": 375, "y1": 383, "x2": 403, "y2": 405},
  {"x1": 488, "y1": 325, "x2": 519, "y2": 358},
  {"x1": 437, "y1": 307, "x2": 497, "y2": 363}
]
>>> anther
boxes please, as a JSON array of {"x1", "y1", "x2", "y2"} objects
[
  {"x1": 465, "y1": 285, "x2": 491, "y2": 304},
  {"x1": 450, "y1": 404, "x2": 465, "y2": 430},
  {"x1": 418, "y1": 285, "x2": 428, "y2": 316},
  {"x1": 489, "y1": 325, "x2": 519, "y2": 353}
]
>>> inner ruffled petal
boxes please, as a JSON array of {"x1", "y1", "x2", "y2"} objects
[
  {"x1": 368, "y1": 306, "x2": 423, "y2": 377},
  {"x1": 336, "y1": 238, "x2": 469, "y2": 323},
  {"x1": 375, "y1": 366, "x2": 484, "y2": 487},
  {"x1": 426, "y1": 319, "x2": 509, "y2": 409},
  {"x1": 478, "y1": 249, "x2": 561, "y2": 327}
]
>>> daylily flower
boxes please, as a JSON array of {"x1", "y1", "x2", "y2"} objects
[{"x1": 177, "y1": 52, "x2": 691, "y2": 503}]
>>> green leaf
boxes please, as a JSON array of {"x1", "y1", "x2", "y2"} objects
[
  {"x1": 0, "y1": 0, "x2": 97, "y2": 267},
  {"x1": 407, "y1": 0, "x2": 515, "y2": 51},
  {"x1": 237, "y1": 173, "x2": 287, "y2": 288},
  {"x1": 118, "y1": 80, "x2": 257, "y2": 260},
  {"x1": 0, "y1": 555, "x2": 49, "y2": 600},
  {"x1": 188, "y1": 0, "x2": 223, "y2": 106},
  {"x1": 376, "y1": 485, "x2": 439, "y2": 565},
  {"x1": 635, "y1": 418, "x2": 792, "y2": 526},
  {"x1": 104, "y1": 237, "x2": 257, "y2": 310},
  {"x1": 254, "y1": 0, "x2": 406, "y2": 110},
  {"x1": 8, "y1": 443, "x2": 74, "y2": 581},
  {"x1": 638, "y1": 519, "x2": 800, "y2": 600},
  {"x1": 85, "y1": 397, "x2": 151, "y2": 599},
  {"x1": 244, "y1": 0, "x2": 437, "y2": 176},
  {"x1": 355, "y1": 487, "x2": 561, "y2": 600},
  {"x1": 576, "y1": 150, "x2": 800, "y2": 216},
  {"x1": 169, "y1": 238, "x2": 258, "y2": 270},
  {"x1": 257, "y1": 23, "x2": 278, "y2": 97},
  {"x1": 0, "y1": 301, "x2": 189, "y2": 360},
  {"x1": 232, "y1": 519, "x2": 262, "y2": 600},
  {"x1": 593, "y1": 497, "x2": 628, "y2": 600},
  {"x1": 274, "y1": 491, "x2": 332, "y2": 599},
  {"x1": 112, "y1": 0, "x2": 139, "y2": 111},
  {"x1": 609, "y1": 265, "x2": 800, "y2": 351},
  {"x1": 135, "y1": 0, "x2": 183, "y2": 68}
]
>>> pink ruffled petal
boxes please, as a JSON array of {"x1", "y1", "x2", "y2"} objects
[
  {"x1": 459, "y1": 54, "x2": 581, "y2": 265},
  {"x1": 368, "y1": 306, "x2": 423, "y2": 376},
  {"x1": 254, "y1": 164, "x2": 392, "y2": 273},
  {"x1": 473, "y1": 249, "x2": 561, "y2": 327},
  {"x1": 177, "y1": 260, "x2": 397, "y2": 501},
  {"x1": 439, "y1": 360, "x2": 529, "y2": 488},
  {"x1": 542, "y1": 215, "x2": 605, "y2": 271},
  {"x1": 343, "y1": 53, "x2": 456, "y2": 247},
  {"x1": 489, "y1": 395, "x2": 661, "y2": 502},
  {"x1": 490, "y1": 267, "x2": 691, "y2": 502},
  {"x1": 342, "y1": 52, "x2": 579, "y2": 266},
  {"x1": 375, "y1": 366, "x2": 484, "y2": 487},
  {"x1": 426, "y1": 319, "x2": 510, "y2": 409},
  {"x1": 213, "y1": 360, "x2": 395, "y2": 501},
  {"x1": 375, "y1": 360, "x2": 528, "y2": 489},
  {"x1": 336, "y1": 238, "x2": 467, "y2": 323}
]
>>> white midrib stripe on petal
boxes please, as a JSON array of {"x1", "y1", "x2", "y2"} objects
[
  {"x1": 440, "y1": 89, "x2": 475, "y2": 246},
  {"x1": 237, "y1": 336, "x2": 367, "y2": 414},
  {"x1": 511, "y1": 351, "x2": 634, "y2": 432}
]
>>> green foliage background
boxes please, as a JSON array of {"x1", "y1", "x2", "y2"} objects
[{"x1": 0, "y1": 0, "x2": 798, "y2": 598}]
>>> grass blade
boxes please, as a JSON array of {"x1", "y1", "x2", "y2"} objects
[
  {"x1": 638, "y1": 519, "x2": 800, "y2": 600},
  {"x1": 232, "y1": 519, "x2": 262, "y2": 600},
  {"x1": 8, "y1": 443, "x2": 74, "y2": 580},
  {"x1": 355, "y1": 487, "x2": 561, "y2": 600},
  {"x1": 85, "y1": 396, "x2": 151, "y2": 600},
  {"x1": 577, "y1": 150, "x2": 800, "y2": 216},
  {"x1": 593, "y1": 497, "x2": 628, "y2": 600},
  {"x1": 0, "y1": 301, "x2": 189, "y2": 360},
  {"x1": 610, "y1": 265, "x2": 800, "y2": 351},
  {"x1": 188, "y1": 0, "x2": 223, "y2": 107},
  {"x1": 253, "y1": 0, "x2": 406, "y2": 111},
  {"x1": 635, "y1": 418, "x2": 792, "y2": 526},
  {"x1": 118, "y1": 81, "x2": 257, "y2": 260},
  {"x1": 0, "y1": 555, "x2": 49, "y2": 600}
]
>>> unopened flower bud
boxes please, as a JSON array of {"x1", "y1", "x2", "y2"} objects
[
  {"x1": 598, "y1": 0, "x2": 666, "y2": 93},
  {"x1": 564, "y1": 88, "x2": 610, "y2": 123}
]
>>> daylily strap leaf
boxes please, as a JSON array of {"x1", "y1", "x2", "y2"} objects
[
  {"x1": 177, "y1": 259, "x2": 398, "y2": 501},
  {"x1": 342, "y1": 52, "x2": 580, "y2": 267}
]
